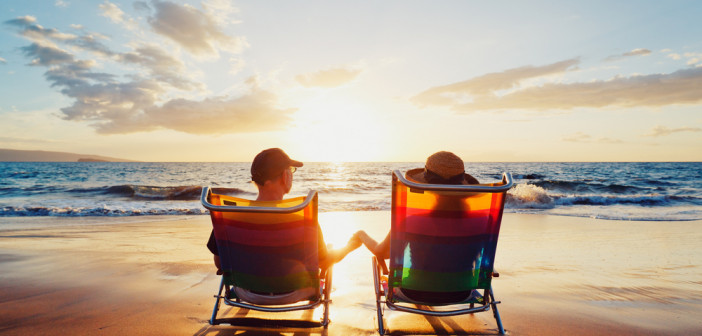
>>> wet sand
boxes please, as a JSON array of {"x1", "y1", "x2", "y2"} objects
[{"x1": 1, "y1": 212, "x2": 701, "y2": 335}]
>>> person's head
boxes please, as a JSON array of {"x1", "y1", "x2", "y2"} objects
[
  {"x1": 251, "y1": 148, "x2": 303, "y2": 193},
  {"x1": 406, "y1": 151, "x2": 478, "y2": 185}
]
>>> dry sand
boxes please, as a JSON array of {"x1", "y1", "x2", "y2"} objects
[{"x1": 1, "y1": 212, "x2": 701, "y2": 335}]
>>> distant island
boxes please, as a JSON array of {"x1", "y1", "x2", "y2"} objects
[
  {"x1": 0, "y1": 148, "x2": 136, "y2": 162},
  {"x1": 77, "y1": 158, "x2": 109, "y2": 162}
]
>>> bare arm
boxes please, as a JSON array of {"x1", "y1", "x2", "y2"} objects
[
  {"x1": 356, "y1": 230, "x2": 391, "y2": 260},
  {"x1": 319, "y1": 234, "x2": 362, "y2": 271}
]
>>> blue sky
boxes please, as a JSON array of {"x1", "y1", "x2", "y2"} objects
[{"x1": 1, "y1": 0, "x2": 701, "y2": 161}]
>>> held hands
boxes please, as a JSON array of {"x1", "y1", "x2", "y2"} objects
[{"x1": 347, "y1": 232, "x2": 363, "y2": 250}]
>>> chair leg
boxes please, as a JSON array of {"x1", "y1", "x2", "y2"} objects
[
  {"x1": 210, "y1": 276, "x2": 225, "y2": 325},
  {"x1": 373, "y1": 257, "x2": 386, "y2": 335},
  {"x1": 488, "y1": 287, "x2": 505, "y2": 335},
  {"x1": 322, "y1": 265, "x2": 333, "y2": 328}
]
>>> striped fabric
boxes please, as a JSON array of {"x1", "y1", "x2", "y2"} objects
[
  {"x1": 389, "y1": 178, "x2": 506, "y2": 295},
  {"x1": 208, "y1": 193, "x2": 320, "y2": 294}
]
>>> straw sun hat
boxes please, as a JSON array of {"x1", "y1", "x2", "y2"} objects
[{"x1": 406, "y1": 151, "x2": 479, "y2": 185}]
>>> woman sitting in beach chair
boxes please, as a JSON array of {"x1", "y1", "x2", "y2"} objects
[
  {"x1": 202, "y1": 148, "x2": 360, "y2": 327},
  {"x1": 355, "y1": 151, "x2": 513, "y2": 334}
]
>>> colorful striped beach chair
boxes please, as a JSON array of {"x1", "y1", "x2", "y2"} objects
[
  {"x1": 200, "y1": 187, "x2": 332, "y2": 328},
  {"x1": 372, "y1": 170, "x2": 513, "y2": 335}
]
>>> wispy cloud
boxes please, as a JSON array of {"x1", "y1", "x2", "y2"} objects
[
  {"x1": 228, "y1": 57, "x2": 245, "y2": 75},
  {"x1": 563, "y1": 132, "x2": 623, "y2": 144},
  {"x1": 203, "y1": 0, "x2": 241, "y2": 26},
  {"x1": 133, "y1": 1, "x2": 150, "y2": 12},
  {"x1": 0, "y1": 136, "x2": 59, "y2": 144},
  {"x1": 295, "y1": 67, "x2": 363, "y2": 88},
  {"x1": 412, "y1": 58, "x2": 702, "y2": 112},
  {"x1": 5, "y1": 16, "x2": 77, "y2": 42},
  {"x1": 645, "y1": 125, "x2": 702, "y2": 137},
  {"x1": 605, "y1": 48, "x2": 651, "y2": 61},
  {"x1": 147, "y1": 0, "x2": 247, "y2": 57},
  {"x1": 99, "y1": 1, "x2": 137, "y2": 30},
  {"x1": 54, "y1": 0, "x2": 69, "y2": 8},
  {"x1": 411, "y1": 59, "x2": 579, "y2": 108},
  {"x1": 0, "y1": 57, "x2": 6, "y2": 64},
  {"x1": 623, "y1": 48, "x2": 652, "y2": 57},
  {"x1": 562, "y1": 132, "x2": 591, "y2": 142},
  {"x1": 664, "y1": 50, "x2": 702, "y2": 66},
  {"x1": 6, "y1": 15, "x2": 113, "y2": 57}
]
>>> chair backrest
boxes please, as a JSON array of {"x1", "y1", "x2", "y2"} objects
[
  {"x1": 389, "y1": 171, "x2": 512, "y2": 294},
  {"x1": 202, "y1": 188, "x2": 320, "y2": 294}
]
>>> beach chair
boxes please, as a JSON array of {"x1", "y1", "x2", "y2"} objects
[
  {"x1": 200, "y1": 187, "x2": 332, "y2": 328},
  {"x1": 372, "y1": 171, "x2": 513, "y2": 335}
]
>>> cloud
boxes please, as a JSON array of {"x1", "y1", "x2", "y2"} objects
[
  {"x1": 133, "y1": 1, "x2": 150, "y2": 11},
  {"x1": 36, "y1": 52, "x2": 281, "y2": 135},
  {"x1": 53, "y1": 76, "x2": 292, "y2": 135},
  {"x1": 623, "y1": 48, "x2": 651, "y2": 57},
  {"x1": 412, "y1": 59, "x2": 579, "y2": 108},
  {"x1": 228, "y1": 57, "x2": 245, "y2": 75},
  {"x1": 21, "y1": 43, "x2": 75, "y2": 66},
  {"x1": 203, "y1": 0, "x2": 241, "y2": 26},
  {"x1": 55, "y1": 0, "x2": 69, "y2": 7},
  {"x1": 563, "y1": 132, "x2": 623, "y2": 144},
  {"x1": 99, "y1": 1, "x2": 125, "y2": 23},
  {"x1": 412, "y1": 59, "x2": 702, "y2": 112},
  {"x1": 132, "y1": 87, "x2": 295, "y2": 134},
  {"x1": 606, "y1": 48, "x2": 651, "y2": 61},
  {"x1": 7, "y1": 15, "x2": 290, "y2": 135},
  {"x1": 5, "y1": 15, "x2": 113, "y2": 57},
  {"x1": 99, "y1": 1, "x2": 137, "y2": 30},
  {"x1": 7, "y1": 15, "x2": 199, "y2": 89},
  {"x1": 597, "y1": 137, "x2": 624, "y2": 144},
  {"x1": 118, "y1": 44, "x2": 202, "y2": 90},
  {"x1": 5, "y1": 16, "x2": 77, "y2": 42},
  {"x1": 0, "y1": 57, "x2": 6, "y2": 64},
  {"x1": 147, "y1": 0, "x2": 247, "y2": 57},
  {"x1": 295, "y1": 67, "x2": 363, "y2": 88},
  {"x1": 664, "y1": 51, "x2": 702, "y2": 66},
  {"x1": 563, "y1": 132, "x2": 591, "y2": 142},
  {"x1": 645, "y1": 125, "x2": 702, "y2": 137}
]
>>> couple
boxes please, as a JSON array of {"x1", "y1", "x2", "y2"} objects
[{"x1": 207, "y1": 148, "x2": 480, "y2": 275}]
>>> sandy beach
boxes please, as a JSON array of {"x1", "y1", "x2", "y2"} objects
[{"x1": 1, "y1": 212, "x2": 701, "y2": 335}]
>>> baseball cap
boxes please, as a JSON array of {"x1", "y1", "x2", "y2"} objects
[{"x1": 250, "y1": 148, "x2": 303, "y2": 185}]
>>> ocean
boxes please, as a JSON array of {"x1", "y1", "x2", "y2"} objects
[{"x1": 0, "y1": 162, "x2": 700, "y2": 221}]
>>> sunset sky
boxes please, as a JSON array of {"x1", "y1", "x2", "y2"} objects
[{"x1": 1, "y1": 1, "x2": 701, "y2": 162}]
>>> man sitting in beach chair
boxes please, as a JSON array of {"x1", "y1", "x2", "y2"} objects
[
  {"x1": 355, "y1": 151, "x2": 512, "y2": 334},
  {"x1": 202, "y1": 148, "x2": 360, "y2": 326}
]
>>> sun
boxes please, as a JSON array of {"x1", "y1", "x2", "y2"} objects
[{"x1": 285, "y1": 95, "x2": 388, "y2": 162}]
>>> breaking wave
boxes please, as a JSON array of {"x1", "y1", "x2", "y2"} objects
[
  {"x1": 0, "y1": 205, "x2": 207, "y2": 217},
  {"x1": 67, "y1": 185, "x2": 254, "y2": 200}
]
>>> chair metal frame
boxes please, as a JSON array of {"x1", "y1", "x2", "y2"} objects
[
  {"x1": 372, "y1": 171, "x2": 513, "y2": 335},
  {"x1": 201, "y1": 187, "x2": 332, "y2": 328}
]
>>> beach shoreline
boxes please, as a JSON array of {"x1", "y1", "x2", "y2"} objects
[{"x1": 1, "y1": 212, "x2": 701, "y2": 335}]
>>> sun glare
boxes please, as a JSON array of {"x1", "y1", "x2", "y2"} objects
[{"x1": 285, "y1": 96, "x2": 387, "y2": 162}]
